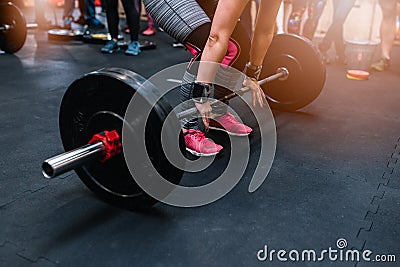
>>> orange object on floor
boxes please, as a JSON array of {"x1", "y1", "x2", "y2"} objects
[
  {"x1": 347, "y1": 70, "x2": 370, "y2": 80},
  {"x1": 346, "y1": 74, "x2": 366, "y2": 81}
]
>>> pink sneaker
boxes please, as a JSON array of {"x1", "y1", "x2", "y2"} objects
[
  {"x1": 184, "y1": 129, "x2": 223, "y2": 156},
  {"x1": 142, "y1": 26, "x2": 156, "y2": 36},
  {"x1": 209, "y1": 113, "x2": 252, "y2": 136}
]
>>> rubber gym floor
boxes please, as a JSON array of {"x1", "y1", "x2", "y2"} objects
[{"x1": 1, "y1": 6, "x2": 400, "y2": 267}]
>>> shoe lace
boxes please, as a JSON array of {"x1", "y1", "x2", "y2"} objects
[
  {"x1": 129, "y1": 42, "x2": 139, "y2": 49},
  {"x1": 224, "y1": 113, "x2": 238, "y2": 123},
  {"x1": 187, "y1": 129, "x2": 205, "y2": 141}
]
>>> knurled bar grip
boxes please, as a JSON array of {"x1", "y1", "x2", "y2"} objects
[{"x1": 176, "y1": 67, "x2": 289, "y2": 120}]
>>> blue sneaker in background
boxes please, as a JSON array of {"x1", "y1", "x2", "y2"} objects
[
  {"x1": 101, "y1": 40, "x2": 120, "y2": 54},
  {"x1": 63, "y1": 17, "x2": 72, "y2": 30},
  {"x1": 86, "y1": 18, "x2": 105, "y2": 29},
  {"x1": 125, "y1": 41, "x2": 141, "y2": 56}
]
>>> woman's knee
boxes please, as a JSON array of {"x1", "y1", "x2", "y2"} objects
[
  {"x1": 207, "y1": 32, "x2": 222, "y2": 47},
  {"x1": 206, "y1": 31, "x2": 230, "y2": 50}
]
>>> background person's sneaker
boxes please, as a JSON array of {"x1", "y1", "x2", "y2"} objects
[
  {"x1": 86, "y1": 19, "x2": 105, "y2": 29},
  {"x1": 142, "y1": 26, "x2": 156, "y2": 36},
  {"x1": 209, "y1": 113, "x2": 252, "y2": 136},
  {"x1": 101, "y1": 40, "x2": 119, "y2": 54},
  {"x1": 318, "y1": 42, "x2": 330, "y2": 64},
  {"x1": 184, "y1": 129, "x2": 223, "y2": 157},
  {"x1": 371, "y1": 58, "x2": 390, "y2": 71},
  {"x1": 124, "y1": 41, "x2": 141, "y2": 56},
  {"x1": 74, "y1": 16, "x2": 85, "y2": 25},
  {"x1": 62, "y1": 18, "x2": 72, "y2": 30}
]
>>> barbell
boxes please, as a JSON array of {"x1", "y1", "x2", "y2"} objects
[
  {"x1": 0, "y1": 2, "x2": 27, "y2": 53},
  {"x1": 42, "y1": 33, "x2": 326, "y2": 210},
  {"x1": 42, "y1": 67, "x2": 289, "y2": 178}
]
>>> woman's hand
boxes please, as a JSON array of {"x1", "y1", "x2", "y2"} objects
[
  {"x1": 194, "y1": 101, "x2": 212, "y2": 131},
  {"x1": 243, "y1": 77, "x2": 266, "y2": 108}
]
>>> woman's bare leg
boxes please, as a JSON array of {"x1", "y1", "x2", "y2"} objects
[{"x1": 196, "y1": 0, "x2": 250, "y2": 83}]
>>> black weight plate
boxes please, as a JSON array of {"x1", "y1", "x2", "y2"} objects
[
  {"x1": 82, "y1": 32, "x2": 124, "y2": 44},
  {"x1": 59, "y1": 68, "x2": 185, "y2": 210},
  {"x1": 0, "y1": 0, "x2": 25, "y2": 8},
  {"x1": 0, "y1": 2, "x2": 26, "y2": 53},
  {"x1": 47, "y1": 29, "x2": 84, "y2": 41},
  {"x1": 261, "y1": 34, "x2": 326, "y2": 111}
]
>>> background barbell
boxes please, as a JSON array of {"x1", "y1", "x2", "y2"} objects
[{"x1": 0, "y1": 2, "x2": 27, "y2": 53}]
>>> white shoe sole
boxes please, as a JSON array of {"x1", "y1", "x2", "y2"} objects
[
  {"x1": 209, "y1": 126, "x2": 251, "y2": 137},
  {"x1": 185, "y1": 147, "x2": 220, "y2": 157}
]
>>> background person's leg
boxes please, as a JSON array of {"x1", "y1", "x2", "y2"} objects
[
  {"x1": 287, "y1": 0, "x2": 308, "y2": 35},
  {"x1": 86, "y1": 0, "x2": 104, "y2": 27},
  {"x1": 62, "y1": 0, "x2": 75, "y2": 29},
  {"x1": 100, "y1": 0, "x2": 106, "y2": 13},
  {"x1": 121, "y1": 0, "x2": 140, "y2": 41},
  {"x1": 318, "y1": 0, "x2": 339, "y2": 53},
  {"x1": 104, "y1": 0, "x2": 119, "y2": 39},
  {"x1": 101, "y1": 0, "x2": 120, "y2": 54},
  {"x1": 319, "y1": 0, "x2": 355, "y2": 63},
  {"x1": 332, "y1": 0, "x2": 356, "y2": 62},
  {"x1": 76, "y1": 0, "x2": 86, "y2": 24},
  {"x1": 35, "y1": 0, "x2": 51, "y2": 29},
  {"x1": 379, "y1": 0, "x2": 397, "y2": 59},
  {"x1": 122, "y1": 0, "x2": 141, "y2": 55},
  {"x1": 283, "y1": 0, "x2": 293, "y2": 33},
  {"x1": 302, "y1": 0, "x2": 327, "y2": 40},
  {"x1": 371, "y1": 0, "x2": 397, "y2": 71}
]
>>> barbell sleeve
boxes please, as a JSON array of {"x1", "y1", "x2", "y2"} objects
[
  {"x1": 42, "y1": 142, "x2": 105, "y2": 179},
  {"x1": 176, "y1": 67, "x2": 289, "y2": 120}
]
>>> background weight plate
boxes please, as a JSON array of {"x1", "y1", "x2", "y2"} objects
[
  {"x1": 47, "y1": 29, "x2": 84, "y2": 41},
  {"x1": 0, "y1": 2, "x2": 27, "y2": 53},
  {"x1": 261, "y1": 34, "x2": 326, "y2": 111}
]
